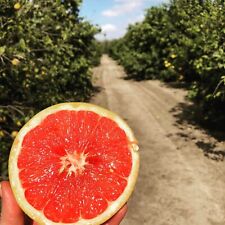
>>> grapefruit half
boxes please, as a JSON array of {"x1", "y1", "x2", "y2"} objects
[{"x1": 9, "y1": 103, "x2": 139, "y2": 225}]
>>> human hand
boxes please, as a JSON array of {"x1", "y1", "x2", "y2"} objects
[{"x1": 0, "y1": 181, "x2": 127, "y2": 225}]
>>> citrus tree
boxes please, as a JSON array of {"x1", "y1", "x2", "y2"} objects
[
  {"x1": 109, "y1": 0, "x2": 225, "y2": 129},
  {"x1": 0, "y1": 0, "x2": 100, "y2": 179}
]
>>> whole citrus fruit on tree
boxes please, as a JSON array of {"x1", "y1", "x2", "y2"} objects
[{"x1": 9, "y1": 103, "x2": 140, "y2": 225}]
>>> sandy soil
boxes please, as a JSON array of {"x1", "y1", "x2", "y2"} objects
[{"x1": 91, "y1": 55, "x2": 225, "y2": 225}]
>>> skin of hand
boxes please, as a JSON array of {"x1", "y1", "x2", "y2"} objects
[{"x1": 0, "y1": 181, "x2": 127, "y2": 225}]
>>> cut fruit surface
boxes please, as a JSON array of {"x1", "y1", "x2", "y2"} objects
[{"x1": 9, "y1": 103, "x2": 139, "y2": 225}]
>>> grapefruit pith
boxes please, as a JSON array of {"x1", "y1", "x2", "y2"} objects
[{"x1": 9, "y1": 103, "x2": 139, "y2": 225}]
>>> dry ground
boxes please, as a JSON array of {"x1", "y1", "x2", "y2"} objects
[{"x1": 91, "y1": 55, "x2": 225, "y2": 225}]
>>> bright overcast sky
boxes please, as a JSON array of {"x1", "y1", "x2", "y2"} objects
[{"x1": 80, "y1": 0, "x2": 168, "y2": 41}]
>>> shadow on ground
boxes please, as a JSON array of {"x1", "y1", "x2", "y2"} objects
[
  {"x1": 170, "y1": 101, "x2": 225, "y2": 161},
  {"x1": 163, "y1": 81, "x2": 191, "y2": 90},
  {"x1": 196, "y1": 141, "x2": 225, "y2": 161},
  {"x1": 92, "y1": 85, "x2": 103, "y2": 95}
]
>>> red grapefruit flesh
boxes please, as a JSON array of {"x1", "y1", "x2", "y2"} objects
[{"x1": 9, "y1": 103, "x2": 139, "y2": 225}]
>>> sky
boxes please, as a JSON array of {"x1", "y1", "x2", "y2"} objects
[{"x1": 80, "y1": 0, "x2": 168, "y2": 41}]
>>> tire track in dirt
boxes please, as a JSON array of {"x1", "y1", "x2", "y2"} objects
[{"x1": 91, "y1": 55, "x2": 225, "y2": 225}]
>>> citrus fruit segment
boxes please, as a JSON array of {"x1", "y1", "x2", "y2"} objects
[{"x1": 9, "y1": 103, "x2": 139, "y2": 225}]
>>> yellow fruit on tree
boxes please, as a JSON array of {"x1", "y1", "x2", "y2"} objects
[
  {"x1": 11, "y1": 58, "x2": 20, "y2": 66},
  {"x1": 14, "y1": 3, "x2": 21, "y2": 10},
  {"x1": 11, "y1": 131, "x2": 18, "y2": 138}
]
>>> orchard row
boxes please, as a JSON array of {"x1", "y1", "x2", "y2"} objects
[{"x1": 108, "y1": 0, "x2": 225, "y2": 130}]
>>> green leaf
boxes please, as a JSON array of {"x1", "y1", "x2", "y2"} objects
[
  {"x1": 62, "y1": 31, "x2": 68, "y2": 40},
  {"x1": 19, "y1": 39, "x2": 26, "y2": 50},
  {"x1": 44, "y1": 36, "x2": 53, "y2": 45},
  {"x1": 0, "y1": 46, "x2": 6, "y2": 55}
]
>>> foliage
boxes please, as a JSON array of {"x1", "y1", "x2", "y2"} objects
[
  {"x1": 0, "y1": 0, "x2": 100, "y2": 179},
  {"x1": 108, "y1": 0, "x2": 225, "y2": 129},
  {"x1": 90, "y1": 40, "x2": 104, "y2": 66}
]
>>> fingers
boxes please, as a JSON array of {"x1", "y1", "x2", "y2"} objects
[
  {"x1": 103, "y1": 204, "x2": 128, "y2": 225},
  {"x1": 24, "y1": 216, "x2": 39, "y2": 225},
  {"x1": 32, "y1": 222, "x2": 40, "y2": 225},
  {"x1": 0, "y1": 181, "x2": 24, "y2": 225}
]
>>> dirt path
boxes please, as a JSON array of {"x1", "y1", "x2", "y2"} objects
[{"x1": 91, "y1": 55, "x2": 225, "y2": 225}]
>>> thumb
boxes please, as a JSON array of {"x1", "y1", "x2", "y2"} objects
[
  {"x1": 103, "y1": 204, "x2": 128, "y2": 225},
  {"x1": 0, "y1": 181, "x2": 24, "y2": 225}
]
